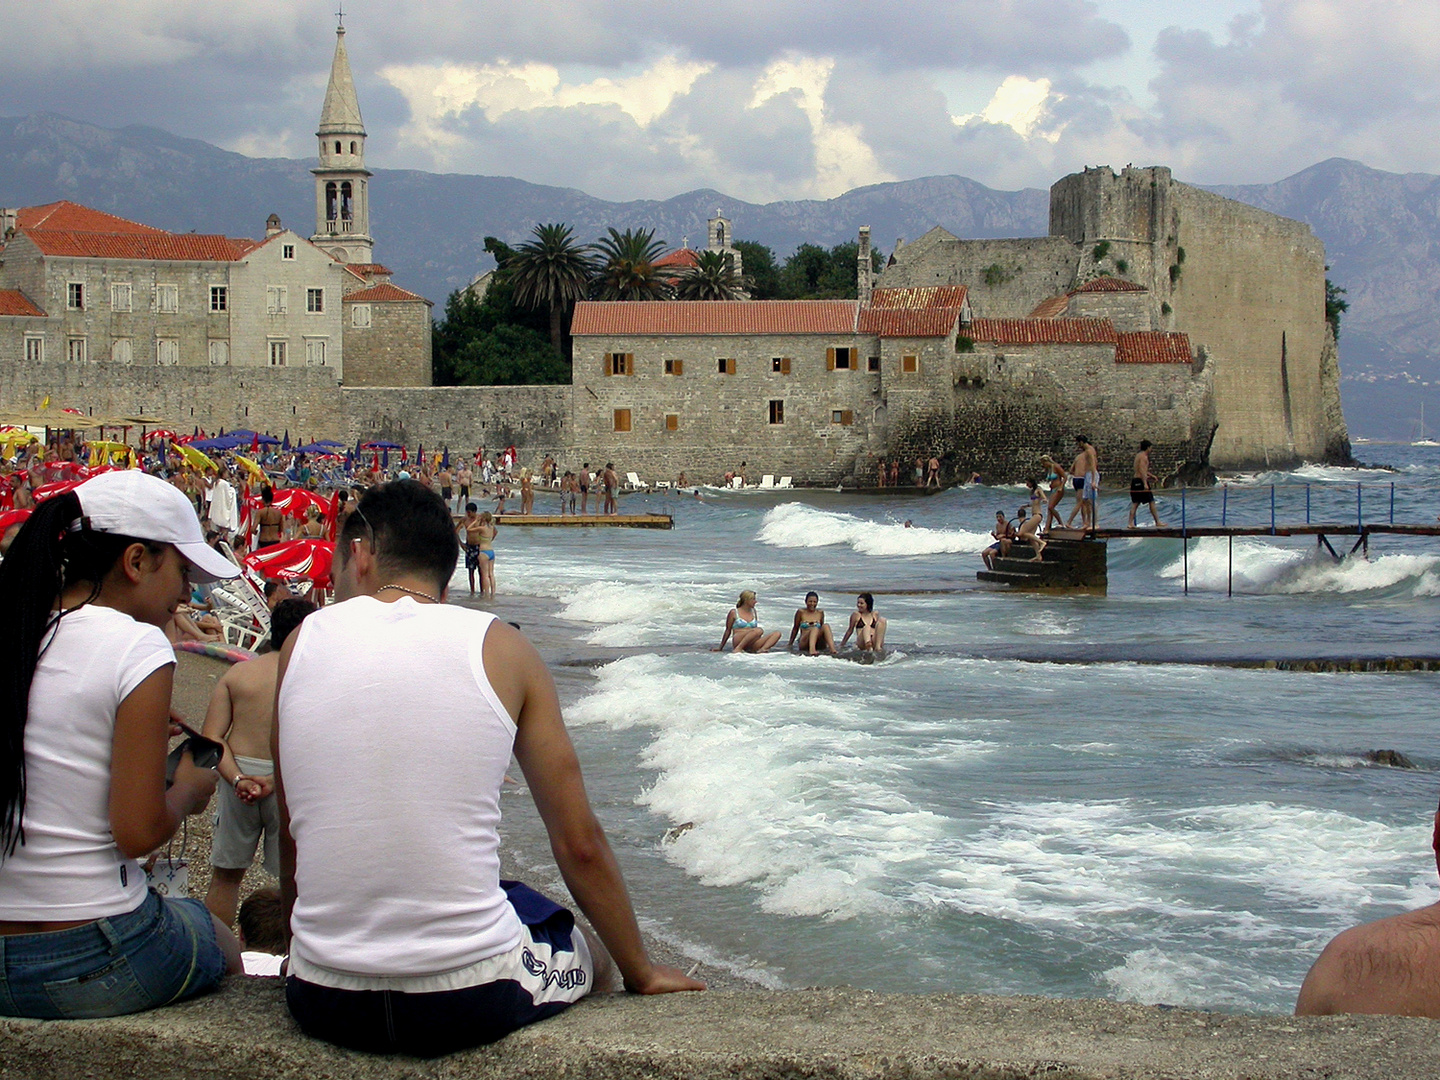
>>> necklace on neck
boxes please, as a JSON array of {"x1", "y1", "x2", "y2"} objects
[{"x1": 377, "y1": 583, "x2": 440, "y2": 604}]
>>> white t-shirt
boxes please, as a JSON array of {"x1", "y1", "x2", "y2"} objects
[
  {"x1": 278, "y1": 597, "x2": 521, "y2": 981},
  {"x1": 0, "y1": 605, "x2": 174, "y2": 920}
]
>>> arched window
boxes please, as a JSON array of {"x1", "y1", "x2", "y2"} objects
[
  {"x1": 716, "y1": 222, "x2": 726, "y2": 245},
  {"x1": 340, "y1": 181, "x2": 353, "y2": 221},
  {"x1": 335, "y1": 140, "x2": 342, "y2": 154},
  {"x1": 350, "y1": 141, "x2": 357, "y2": 155},
  {"x1": 325, "y1": 181, "x2": 338, "y2": 224}
]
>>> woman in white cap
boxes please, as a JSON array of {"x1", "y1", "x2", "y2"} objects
[{"x1": 0, "y1": 470, "x2": 244, "y2": 1018}]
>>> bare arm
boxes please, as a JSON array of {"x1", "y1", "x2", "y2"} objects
[
  {"x1": 787, "y1": 610, "x2": 802, "y2": 648},
  {"x1": 839, "y1": 612, "x2": 858, "y2": 648},
  {"x1": 200, "y1": 672, "x2": 241, "y2": 787},
  {"x1": 715, "y1": 609, "x2": 736, "y2": 651},
  {"x1": 499, "y1": 627, "x2": 702, "y2": 994},
  {"x1": 272, "y1": 632, "x2": 300, "y2": 951},
  {"x1": 109, "y1": 665, "x2": 217, "y2": 858}
]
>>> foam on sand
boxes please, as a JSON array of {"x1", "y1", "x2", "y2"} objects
[{"x1": 757, "y1": 503, "x2": 991, "y2": 556}]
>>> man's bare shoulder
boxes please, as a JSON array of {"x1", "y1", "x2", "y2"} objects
[
  {"x1": 1298, "y1": 904, "x2": 1440, "y2": 1018},
  {"x1": 224, "y1": 653, "x2": 281, "y2": 691}
]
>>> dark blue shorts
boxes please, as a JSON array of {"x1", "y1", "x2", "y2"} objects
[
  {"x1": 0, "y1": 889, "x2": 227, "y2": 1019},
  {"x1": 286, "y1": 881, "x2": 591, "y2": 1057}
]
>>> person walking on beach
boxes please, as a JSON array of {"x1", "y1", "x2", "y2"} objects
[
  {"x1": 602, "y1": 464, "x2": 618, "y2": 515},
  {"x1": 438, "y1": 465, "x2": 454, "y2": 512},
  {"x1": 0, "y1": 471, "x2": 245, "y2": 1019},
  {"x1": 1127, "y1": 440, "x2": 1165, "y2": 528},
  {"x1": 202, "y1": 599, "x2": 316, "y2": 929},
  {"x1": 457, "y1": 465, "x2": 472, "y2": 509},
  {"x1": 272, "y1": 481, "x2": 703, "y2": 1056}
]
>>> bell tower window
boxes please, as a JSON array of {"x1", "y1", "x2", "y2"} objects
[
  {"x1": 340, "y1": 182, "x2": 353, "y2": 221},
  {"x1": 325, "y1": 182, "x2": 338, "y2": 226},
  {"x1": 350, "y1": 141, "x2": 357, "y2": 154},
  {"x1": 334, "y1": 140, "x2": 342, "y2": 154}
]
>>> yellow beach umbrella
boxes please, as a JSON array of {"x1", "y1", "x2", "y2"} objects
[
  {"x1": 178, "y1": 445, "x2": 218, "y2": 472},
  {"x1": 233, "y1": 456, "x2": 266, "y2": 483}
]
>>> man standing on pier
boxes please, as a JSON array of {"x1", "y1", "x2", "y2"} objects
[
  {"x1": 1066, "y1": 436, "x2": 1099, "y2": 531},
  {"x1": 1127, "y1": 440, "x2": 1165, "y2": 528}
]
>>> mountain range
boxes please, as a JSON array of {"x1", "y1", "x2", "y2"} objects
[{"x1": 1, "y1": 113, "x2": 1435, "y2": 441}]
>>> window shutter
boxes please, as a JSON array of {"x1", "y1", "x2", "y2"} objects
[
  {"x1": 841, "y1": 410, "x2": 854, "y2": 425},
  {"x1": 626, "y1": 352, "x2": 634, "y2": 375},
  {"x1": 781, "y1": 356, "x2": 791, "y2": 374},
  {"x1": 726, "y1": 358, "x2": 736, "y2": 375},
  {"x1": 665, "y1": 414, "x2": 679, "y2": 431},
  {"x1": 674, "y1": 359, "x2": 683, "y2": 376},
  {"x1": 826, "y1": 347, "x2": 836, "y2": 371},
  {"x1": 603, "y1": 353, "x2": 611, "y2": 376}
]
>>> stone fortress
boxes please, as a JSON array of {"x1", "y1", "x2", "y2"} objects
[{"x1": 0, "y1": 21, "x2": 1349, "y2": 486}]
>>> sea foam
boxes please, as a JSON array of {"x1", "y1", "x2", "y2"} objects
[
  {"x1": 1158, "y1": 537, "x2": 1440, "y2": 596},
  {"x1": 757, "y1": 503, "x2": 991, "y2": 556}
]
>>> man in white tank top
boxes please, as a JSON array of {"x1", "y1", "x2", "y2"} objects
[{"x1": 273, "y1": 481, "x2": 702, "y2": 1056}]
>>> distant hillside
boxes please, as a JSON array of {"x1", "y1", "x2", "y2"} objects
[{"x1": 1, "y1": 115, "x2": 1435, "y2": 439}]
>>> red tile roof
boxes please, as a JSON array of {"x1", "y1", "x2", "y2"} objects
[
  {"x1": 653, "y1": 248, "x2": 701, "y2": 270},
  {"x1": 346, "y1": 263, "x2": 394, "y2": 278},
  {"x1": 1073, "y1": 277, "x2": 1146, "y2": 293},
  {"x1": 0, "y1": 290, "x2": 44, "y2": 317},
  {"x1": 868, "y1": 285, "x2": 968, "y2": 309},
  {"x1": 18, "y1": 201, "x2": 165, "y2": 235},
  {"x1": 1115, "y1": 331, "x2": 1193, "y2": 364},
  {"x1": 571, "y1": 300, "x2": 860, "y2": 336},
  {"x1": 343, "y1": 282, "x2": 431, "y2": 304},
  {"x1": 1028, "y1": 295, "x2": 1069, "y2": 319},
  {"x1": 968, "y1": 318, "x2": 1119, "y2": 345},
  {"x1": 858, "y1": 306, "x2": 962, "y2": 337},
  {"x1": 24, "y1": 230, "x2": 256, "y2": 261}
]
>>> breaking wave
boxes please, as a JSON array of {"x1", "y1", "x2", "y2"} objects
[{"x1": 757, "y1": 503, "x2": 991, "y2": 556}]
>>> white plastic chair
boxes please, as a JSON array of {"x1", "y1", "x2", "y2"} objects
[
  {"x1": 730, "y1": 476, "x2": 744, "y2": 489},
  {"x1": 778, "y1": 476, "x2": 793, "y2": 489},
  {"x1": 626, "y1": 471, "x2": 649, "y2": 491},
  {"x1": 760, "y1": 475, "x2": 775, "y2": 489}
]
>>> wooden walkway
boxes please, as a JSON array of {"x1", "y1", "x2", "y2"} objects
[
  {"x1": 489, "y1": 513, "x2": 672, "y2": 529},
  {"x1": 1081, "y1": 524, "x2": 1440, "y2": 540}
]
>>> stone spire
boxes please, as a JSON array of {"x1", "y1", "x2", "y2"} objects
[{"x1": 319, "y1": 25, "x2": 365, "y2": 137}]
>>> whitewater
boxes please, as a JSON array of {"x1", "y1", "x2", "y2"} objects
[{"x1": 453, "y1": 445, "x2": 1440, "y2": 1013}]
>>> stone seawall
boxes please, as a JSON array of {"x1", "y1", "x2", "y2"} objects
[
  {"x1": 1, "y1": 978, "x2": 1436, "y2": 1080},
  {"x1": 341, "y1": 385, "x2": 573, "y2": 462}
]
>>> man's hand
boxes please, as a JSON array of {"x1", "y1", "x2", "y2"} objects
[{"x1": 625, "y1": 964, "x2": 706, "y2": 994}]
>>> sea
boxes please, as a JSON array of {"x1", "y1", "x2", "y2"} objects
[{"x1": 450, "y1": 444, "x2": 1440, "y2": 1013}]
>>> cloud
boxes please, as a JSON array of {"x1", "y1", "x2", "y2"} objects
[{"x1": 953, "y1": 76, "x2": 1066, "y2": 142}]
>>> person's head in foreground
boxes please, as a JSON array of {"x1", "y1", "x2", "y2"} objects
[
  {"x1": 238, "y1": 886, "x2": 286, "y2": 955},
  {"x1": 1296, "y1": 789, "x2": 1440, "y2": 1019},
  {"x1": 278, "y1": 478, "x2": 701, "y2": 1056},
  {"x1": 0, "y1": 470, "x2": 243, "y2": 1020}
]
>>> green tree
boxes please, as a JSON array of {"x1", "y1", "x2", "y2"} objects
[
  {"x1": 1325, "y1": 276, "x2": 1349, "y2": 340},
  {"x1": 507, "y1": 223, "x2": 595, "y2": 354},
  {"x1": 674, "y1": 249, "x2": 751, "y2": 300},
  {"x1": 777, "y1": 240, "x2": 882, "y2": 299},
  {"x1": 593, "y1": 227, "x2": 672, "y2": 301},
  {"x1": 733, "y1": 240, "x2": 780, "y2": 299},
  {"x1": 448, "y1": 323, "x2": 572, "y2": 386},
  {"x1": 431, "y1": 255, "x2": 569, "y2": 386}
]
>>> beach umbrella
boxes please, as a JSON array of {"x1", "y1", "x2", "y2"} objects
[
  {"x1": 244, "y1": 539, "x2": 335, "y2": 590},
  {"x1": 361, "y1": 441, "x2": 404, "y2": 450},
  {"x1": 382, "y1": 449, "x2": 389, "y2": 470},
  {"x1": 233, "y1": 456, "x2": 266, "y2": 484},
  {"x1": 178, "y1": 444, "x2": 218, "y2": 472},
  {"x1": 0, "y1": 508, "x2": 32, "y2": 536},
  {"x1": 144, "y1": 429, "x2": 177, "y2": 444},
  {"x1": 315, "y1": 439, "x2": 346, "y2": 449},
  {"x1": 268, "y1": 488, "x2": 330, "y2": 521},
  {"x1": 33, "y1": 479, "x2": 82, "y2": 502},
  {"x1": 283, "y1": 431, "x2": 291, "y2": 452}
]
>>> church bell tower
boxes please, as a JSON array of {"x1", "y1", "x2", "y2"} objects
[{"x1": 312, "y1": 21, "x2": 374, "y2": 264}]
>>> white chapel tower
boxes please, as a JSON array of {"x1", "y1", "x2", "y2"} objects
[{"x1": 311, "y1": 21, "x2": 374, "y2": 264}]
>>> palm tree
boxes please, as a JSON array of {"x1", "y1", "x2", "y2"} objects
[
  {"x1": 674, "y1": 249, "x2": 751, "y2": 301},
  {"x1": 507, "y1": 223, "x2": 596, "y2": 354},
  {"x1": 592, "y1": 227, "x2": 672, "y2": 301}
]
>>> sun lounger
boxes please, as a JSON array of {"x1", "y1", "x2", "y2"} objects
[
  {"x1": 760, "y1": 475, "x2": 775, "y2": 489},
  {"x1": 730, "y1": 476, "x2": 744, "y2": 489},
  {"x1": 626, "y1": 471, "x2": 649, "y2": 491},
  {"x1": 777, "y1": 476, "x2": 793, "y2": 489}
]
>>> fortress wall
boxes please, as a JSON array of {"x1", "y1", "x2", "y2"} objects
[
  {"x1": 340, "y1": 385, "x2": 572, "y2": 461},
  {"x1": 1066, "y1": 291, "x2": 1154, "y2": 331},
  {"x1": 880, "y1": 237, "x2": 1079, "y2": 318},
  {"x1": 880, "y1": 343, "x2": 1213, "y2": 485},
  {"x1": 340, "y1": 300, "x2": 432, "y2": 388},
  {"x1": 1169, "y1": 183, "x2": 1329, "y2": 466},
  {"x1": 0, "y1": 361, "x2": 345, "y2": 435}
]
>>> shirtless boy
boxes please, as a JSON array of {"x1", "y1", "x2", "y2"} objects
[
  {"x1": 602, "y1": 463, "x2": 619, "y2": 515},
  {"x1": 1127, "y1": 439, "x2": 1165, "y2": 528},
  {"x1": 202, "y1": 599, "x2": 317, "y2": 927}
]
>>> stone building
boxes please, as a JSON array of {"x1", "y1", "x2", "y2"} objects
[{"x1": 0, "y1": 22, "x2": 431, "y2": 392}]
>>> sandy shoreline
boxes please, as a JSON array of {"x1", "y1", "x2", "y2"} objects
[{"x1": 171, "y1": 650, "x2": 756, "y2": 991}]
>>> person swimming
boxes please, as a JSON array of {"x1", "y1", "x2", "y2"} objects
[
  {"x1": 788, "y1": 591, "x2": 837, "y2": 656},
  {"x1": 715, "y1": 590, "x2": 781, "y2": 653},
  {"x1": 840, "y1": 593, "x2": 887, "y2": 652}
]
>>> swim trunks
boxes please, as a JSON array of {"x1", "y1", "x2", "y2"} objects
[
  {"x1": 1072, "y1": 477, "x2": 1085, "y2": 491},
  {"x1": 1130, "y1": 477, "x2": 1153, "y2": 504},
  {"x1": 465, "y1": 543, "x2": 481, "y2": 572},
  {"x1": 441, "y1": 487, "x2": 453, "y2": 500},
  {"x1": 1083, "y1": 472, "x2": 1099, "y2": 500},
  {"x1": 211, "y1": 756, "x2": 281, "y2": 875}
]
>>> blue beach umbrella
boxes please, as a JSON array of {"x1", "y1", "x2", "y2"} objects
[
  {"x1": 382, "y1": 449, "x2": 389, "y2": 470},
  {"x1": 442, "y1": 447, "x2": 450, "y2": 468},
  {"x1": 283, "y1": 431, "x2": 291, "y2": 452}
]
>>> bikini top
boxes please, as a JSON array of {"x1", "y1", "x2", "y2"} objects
[{"x1": 733, "y1": 618, "x2": 758, "y2": 629}]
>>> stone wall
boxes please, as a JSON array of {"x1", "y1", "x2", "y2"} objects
[
  {"x1": 0, "y1": 361, "x2": 346, "y2": 434},
  {"x1": 880, "y1": 236, "x2": 1079, "y2": 318},
  {"x1": 340, "y1": 385, "x2": 572, "y2": 462},
  {"x1": 340, "y1": 299, "x2": 432, "y2": 387}
]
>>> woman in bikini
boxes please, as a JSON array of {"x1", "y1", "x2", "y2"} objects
[
  {"x1": 715, "y1": 590, "x2": 781, "y2": 653},
  {"x1": 1017, "y1": 479, "x2": 1046, "y2": 561},
  {"x1": 1040, "y1": 457, "x2": 1068, "y2": 531},
  {"x1": 787, "y1": 591, "x2": 837, "y2": 655},
  {"x1": 841, "y1": 593, "x2": 887, "y2": 652},
  {"x1": 469, "y1": 510, "x2": 497, "y2": 598}
]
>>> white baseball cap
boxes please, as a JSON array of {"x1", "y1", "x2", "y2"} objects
[{"x1": 76, "y1": 471, "x2": 239, "y2": 583}]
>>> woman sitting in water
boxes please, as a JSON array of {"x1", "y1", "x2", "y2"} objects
[
  {"x1": 787, "y1": 591, "x2": 837, "y2": 656},
  {"x1": 840, "y1": 593, "x2": 887, "y2": 652},
  {"x1": 715, "y1": 590, "x2": 781, "y2": 653}
]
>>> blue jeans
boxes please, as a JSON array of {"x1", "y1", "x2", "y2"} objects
[{"x1": 0, "y1": 889, "x2": 227, "y2": 1019}]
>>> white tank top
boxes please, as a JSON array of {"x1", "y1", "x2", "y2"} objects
[
  {"x1": 278, "y1": 596, "x2": 522, "y2": 978},
  {"x1": 0, "y1": 605, "x2": 172, "y2": 920}
]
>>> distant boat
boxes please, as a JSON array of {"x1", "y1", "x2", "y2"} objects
[{"x1": 1414, "y1": 405, "x2": 1440, "y2": 447}]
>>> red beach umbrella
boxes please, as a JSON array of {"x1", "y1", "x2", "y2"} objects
[
  {"x1": 32, "y1": 479, "x2": 82, "y2": 502},
  {"x1": 244, "y1": 539, "x2": 335, "y2": 589}
]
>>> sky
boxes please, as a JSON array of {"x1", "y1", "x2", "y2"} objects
[{"x1": 2, "y1": 0, "x2": 1437, "y2": 202}]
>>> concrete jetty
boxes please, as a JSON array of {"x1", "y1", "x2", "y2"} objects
[{"x1": 2, "y1": 979, "x2": 1437, "y2": 1079}]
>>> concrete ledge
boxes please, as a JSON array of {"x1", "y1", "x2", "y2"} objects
[{"x1": 2, "y1": 979, "x2": 1437, "y2": 1080}]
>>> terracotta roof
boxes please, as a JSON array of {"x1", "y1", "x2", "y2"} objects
[
  {"x1": 858, "y1": 306, "x2": 962, "y2": 337},
  {"x1": 968, "y1": 318, "x2": 1119, "y2": 345},
  {"x1": 868, "y1": 285, "x2": 968, "y2": 309},
  {"x1": 346, "y1": 263, "x2": 393, "y2": 277},
  {"x1": 1028, "y1": 295, "x2": 1069, "y2": 319},
  {"x1": 23, "y1": 230, "x2": 256, "y2": 261},
  {"x1": 17, "y1": 201, "x2": 165, "y2": 235},
  {"x1": 1115, "y1": 331, "x2": 1193, "y2": 364},
  {"x1": 343, "y1": 282, "x2": 430, "y2": 304},
  {"x1": 0, "y1": 290, "x2": 44, "y2": 317},
  {"x1": 1073, "y1": 277, "x2": 1146, "y2": 293},
  {"x1": 572, "y1": 300, "x2": 860, "y2": 336},
  {"x1": 653, "y1": 249, "x2": 701, "y2": 270}
]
